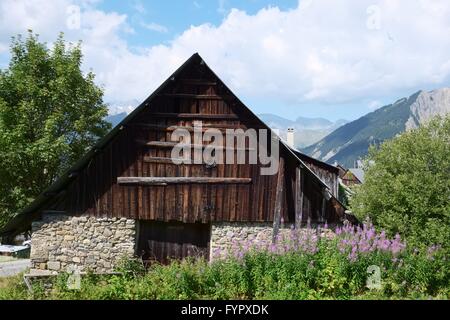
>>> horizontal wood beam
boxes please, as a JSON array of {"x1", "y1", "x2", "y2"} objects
[
  {"x1": 149, "y1": 113, "x2": 239, "y2": 120},
  {"x1": 179, "y1": 79, "x2": 218, "y2": 85},
  {"x1": 157, "y1": 93, "x2": 231, "y2": 100},
  {"x1": 133, "y1": 124, "x2": 228, "y2": 132},
  {"x1": 136, "y1": 140, "x2": 255, "y2": 151},
  {"x1": 132, "y1": 123, "x2": 259, "y2": 131},
  {"x1": 117, "y1": 177, "x2": 252, "y2": 185},
  {"x1": 143, "y1": 156, "x2": 187, "y2": 164},
  {"x1": 143, "y1": 157, "x2": 252, "y2": 167}
]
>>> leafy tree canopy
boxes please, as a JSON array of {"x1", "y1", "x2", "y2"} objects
[
  {"x1": 0, "y1": 31, "x2": 111, "y2": 228},
  {"x1": 351, "y1": 116, "x2": 450, "y2": 248}
]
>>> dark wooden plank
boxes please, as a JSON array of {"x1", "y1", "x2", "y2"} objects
[
  {"x1": 295, "y1": 166, "x2": 304, "y2": 229},
  {"x1": 118, "y1": 177, "x2": 252, "y2": 185},
  {"x1": 229, "y1": 155, "x2": 238, "y2": 221},
  {"x1": 250, "y1": 161, "x2": 259, "y2": 221},
  {"x1": 321, "y1": 197, "x2": 326, "y2": 223},
  {"x1": 132, "y1": 123, "x2": 242, "y2": 132},
  {"x1": 157, "y1": 93, "x2": 232, "y2": 100},
  {"x1": 165, "y1": 120, "x2": 177, "y2": 220},
  {"x1": 136, "y1": 131, "x2": 143, "y2": 218},
  {"x1": 137, "y1": 140, "x2": 254, "y2": 151},
  {"x1": 132, "y1": 123, "x2": 260, "y2": 131},
  {"x1": 149, "y1": 113, "x2": 239, "y2": 120},
  {"x1": 143, "y1": 156, "x2": 196, "y2": 164},
  {"x1": 127, "y1": 126, "x2": 138, "y2": 219},
  {"x1": 155, "y1": 119, "x2": 165, "y2": 221},
  {"x1": 272, "y1": 157, "x2": 285, "y2": 243},
  {"x1": 179, "y1": 79, "x2": 217, "y2": 85}
]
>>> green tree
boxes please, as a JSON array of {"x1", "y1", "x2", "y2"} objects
[
  {"x1": 351, "y1": 116, "x2": 450, "y2": 248},
  {"x1": 0, "y1": 32, "x2": 111, "y2": 227}
]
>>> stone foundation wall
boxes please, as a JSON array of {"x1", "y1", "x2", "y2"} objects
[
  {"x1": 30, "y1": 214, "x2": 136, "y2": 273},
  {"x1": 210, "y1": 222, "x2": 294, "y2": 259},
  {"x1": 210, "y1": 222, "x2": 336, "y2": 259}
]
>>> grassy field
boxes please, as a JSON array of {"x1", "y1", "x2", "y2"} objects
[
  {"x1": 0, "y1": 225, "x2": 447, "y2": 300},
  {"x1": 0, "y1": 252, "x2": 447, "y2": 300}
]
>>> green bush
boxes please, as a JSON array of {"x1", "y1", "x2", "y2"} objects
[
  {"x1": 350, "y1": 116, "x2": 450, "y2": 248},
  {"x1": 0, "y1": 243, "x2": 447, "y2": 300}
]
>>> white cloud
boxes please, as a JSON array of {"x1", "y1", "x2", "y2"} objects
[
  {"x1": 140, "y1": 22, "x2": 168, "y2": 33},
  {"x1": 1, "y1": 0, "x2": 450, "y2": 115}
]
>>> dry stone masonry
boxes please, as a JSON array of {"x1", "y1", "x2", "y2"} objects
[
  {"x1": 210, "y1": 222, "x2": 294, "y2": 258},
  {"x1": 210, "y1": 221, "x2": 336, "y2": 259},
  {"x1": 30, "y1": 213, "x2": 136, "y2": 273},
  {"x1": 30, "y1": 216, "x2": 335, "y2": 272}
]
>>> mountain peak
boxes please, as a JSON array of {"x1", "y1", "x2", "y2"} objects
[
  {"x1": 302, "y1": 87, "x2": 450, "y2": 167},
  {"x1": 406, "y1": 87, "x2": 450, "y2": 130},
  {"x1": 258, "y1": 113, "x2": 348, "y2": 148}
]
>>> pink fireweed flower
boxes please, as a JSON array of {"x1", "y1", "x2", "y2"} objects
[
  {"x1": 269, "y1": 243, "x2": 277, "y2": 253},
  {"x1": 335, "y1": 222, "x2": 407, "y2": 261},
  {"x1": 222, "y1": 221, "x2": 407, "y2": 262}
]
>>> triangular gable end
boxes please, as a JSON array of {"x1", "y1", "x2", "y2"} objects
[{"x1": 1, "y1": 53, "x2": 343, "y2": 237}]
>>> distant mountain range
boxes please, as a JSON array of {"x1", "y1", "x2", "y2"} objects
[
  {"x1": 106, "y1": 112, "x2": 128, "y2": 127},
  {"x1": 105, "y1": 110, "x2": 347, "y2": 148},
  {"x1": 258, "y1": 114, "x2": 348, "y2": 130},
  {"x1": 257, "y1": 114, "x2": 348, "y2": 148},
  {"x1": 105, "y1": 99, "x2": 140, "y2": 127},
  {"x1": 302, "y1": 88, "x2": 450, "y2": 167}
]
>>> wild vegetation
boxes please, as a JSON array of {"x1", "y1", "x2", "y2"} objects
[
  {"x1": 0, "y1": 32, "x2": 110, "y2": 228},
  {"x1": 0, "y1": 222, "x2": 448, "y2": 300},
  {"x1": 351, "y1": 116, "x2": 450, "y2": 249}
]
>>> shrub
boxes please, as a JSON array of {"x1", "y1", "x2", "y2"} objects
[{"x1": 350, "y1": 116, "x2": 450, "y2": 248}]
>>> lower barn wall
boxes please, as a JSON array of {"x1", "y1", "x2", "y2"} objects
[
  {"x1": 210, "y1": 222, "x2": 294, "y2": 259},
  {"x1": 30, "y1": 213, "x2": 136, "y2": 273},
  {"x1": 30, "y1": 217, "x2": 334, "y2": 272},
  {"x1": 210, "y1": 222, "x2": 336, "y2": 259}
]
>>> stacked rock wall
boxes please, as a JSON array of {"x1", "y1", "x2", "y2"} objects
[{"x1": 30, "y1": 214, "x2": 136, "y2": 273}]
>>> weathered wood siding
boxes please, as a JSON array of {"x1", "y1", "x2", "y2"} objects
[
  {"x1": 137, "y1": 221, "x2": 210, "y2": 263},
  {"x1": 295, "y1": 153, "x2": 339, "y2": 197},
  {"x1": 45, "y1": 56, "x2": 342, "y2": 225}
]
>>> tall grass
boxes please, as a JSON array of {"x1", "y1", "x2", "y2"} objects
[{"x1": 0, "y1": 222, "x2": 448, "y2": 300}]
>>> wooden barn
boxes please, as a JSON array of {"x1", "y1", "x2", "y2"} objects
[{"x1": 0, "y1": 53, "x2": 349, "y2": 273}]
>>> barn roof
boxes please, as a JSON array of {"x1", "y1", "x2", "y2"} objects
[
  {"x1": 348, "y1": 168, "x2": 365, "y2": 183},
  {"x1": 0, "y1": 53, "x2": 341, "y2": 238},
  {"x1": 290, "y1": 149, "x2": 339, "y2": 174}
]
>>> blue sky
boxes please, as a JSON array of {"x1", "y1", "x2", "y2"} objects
[
  {"x1": 0, "y1": 0, "x2": 450, "y2": 122},
  {"x1": 99, "y1": 1, "x2": 298, "y2": 48}
]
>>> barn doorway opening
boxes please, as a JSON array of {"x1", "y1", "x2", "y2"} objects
[{"x1": 136, "y1": 221, "x2": 210, "y2": 264}]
